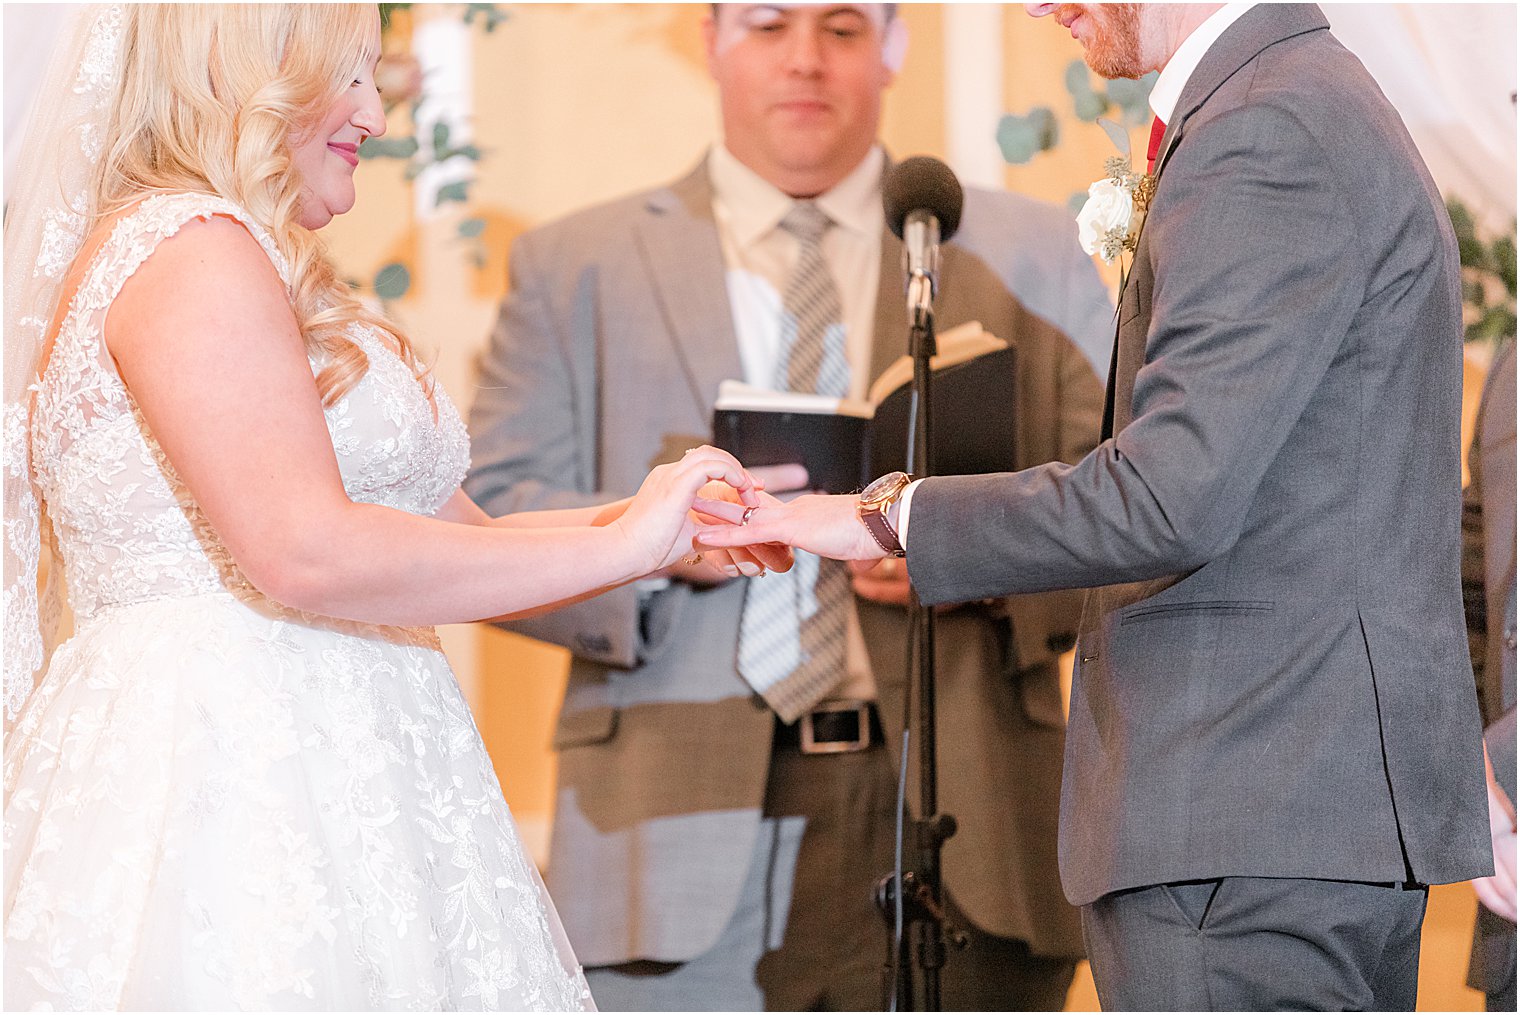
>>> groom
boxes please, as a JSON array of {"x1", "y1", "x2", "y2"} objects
[{"x1": 702, "y1": 3, "x2": 1494, "y2": 1009}]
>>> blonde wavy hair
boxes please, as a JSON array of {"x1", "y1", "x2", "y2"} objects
[{"x1": 90, "y1": 3, "x2": 427, "y2": 404}]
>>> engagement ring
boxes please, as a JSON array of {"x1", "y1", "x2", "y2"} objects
[
  {"x1": 741, "y1": 506, "x2": 759, "y2": 525},
  {"x1": 682, "y1": 552, "x2": 704, "y2": 566}
]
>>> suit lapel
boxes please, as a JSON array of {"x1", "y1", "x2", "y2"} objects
[
  {"x1": 869, "y1": 225, "x2": 907, "y2": 386},
  {"x1": 1103, "y1": 3, "x2": 1332, "y2": 438},
  {"x1": 1154, "y1": 4, "x2": 1330, "y2": 180},
  {"x1": 632, "y1": 162, "x2": 744, "y2": 418}
]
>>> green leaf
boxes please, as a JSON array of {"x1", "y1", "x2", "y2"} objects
[
  {"x1": 1067, "y1": 191, "x2": 1090, "y2": 217},
  {"x1": 1106, "y1": 72, "x2": 1158, "y2": 126},
  {"x1": 464, "y1": 3, "x2": 509, "y2": 31},
  {"x1": 1064, "y1": 60, "x2": 1111, "y2": 122},
  {"x1": 378, "y1": 3, "x2": 411, "y2": 32},
  {"x1": 1463, "y1": 276, "x2": 1488, "y2": 308},
  {"x1": 1446, "y1": 198, "x2": 1476, "y2": 240},
  {"x1": 374, "y1": 262, "x2": 411, "y2": 301},
  {"x1": 1494, "y1": 233, "x2": 1516, "y2": 299},
  {"x1": 1468, "y1": 304, "x2": 1517, "y2": 344},
  {"x1": 432, "y1": 121, "x2": 451, "y2": 155},
  {"x1": 997, "y1": 108, "x2": 1057, "y2": 165},
  {"x1": 435, "y1": 180, "x2": 470, "y2": 205},
  {"x1": 457, "y1": 217, "x2": 486, "y2": 239},
  {"x1": 360, "y1": 136, "x2": 419, "y2": 160},
  {"x1": 1457, "y1": 235, "x2": 1488, "y2": 272},
  {"x1": 1074, "y1": 91, "x2": 1110, "y2": 122},
  {"x1": 1064, "y1": 60, "x2": 1095, "y2": 98}
]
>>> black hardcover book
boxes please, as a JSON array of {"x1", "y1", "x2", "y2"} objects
[{"x1": 712, "y1": 323, "x2": 1017, "y2": 494}]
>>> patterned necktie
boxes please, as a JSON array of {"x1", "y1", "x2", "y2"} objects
[{"x1": 737, "y1": 201, "x2": 852, "y2": 722}]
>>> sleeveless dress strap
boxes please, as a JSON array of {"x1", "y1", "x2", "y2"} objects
[{"x1": 75, "y1": 193, "x2": 292, "y2": 325}]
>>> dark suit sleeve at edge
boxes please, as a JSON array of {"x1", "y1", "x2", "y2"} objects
[{"x1": 908, "y1": 105, "x2": 1362, "y2": 606}]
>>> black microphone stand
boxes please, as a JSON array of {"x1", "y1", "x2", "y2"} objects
[{"x1": 874, "y1": 289, "x2": 966, "y2": 1013}]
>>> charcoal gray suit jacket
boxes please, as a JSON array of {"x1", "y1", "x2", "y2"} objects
[
  {"x1": 904, "y1": 4, "x2": 1492, "y2": 906},
  {"x1": 464, "y1": 158, "x2": 1110, "y2": 962}
]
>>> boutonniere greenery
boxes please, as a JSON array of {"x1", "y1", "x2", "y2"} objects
[{"x1": 1076, "y1": 120, "x2": 1157, "y2": 267}]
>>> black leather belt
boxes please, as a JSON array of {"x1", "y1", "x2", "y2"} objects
[{"x1": 774, "y1": 700, "x2": 884, "y2": 754}]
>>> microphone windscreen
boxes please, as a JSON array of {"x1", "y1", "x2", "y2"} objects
[{"x1": 883, "y1": 156, "x2": 964, "y2": 242}]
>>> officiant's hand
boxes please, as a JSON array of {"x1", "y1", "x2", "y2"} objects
[
  {"x1": 850, "y1": 558, "x2": 911, "y2": 605},
  {"x1": 695, "y1": 492, "x2": 884, "y2": 563}
]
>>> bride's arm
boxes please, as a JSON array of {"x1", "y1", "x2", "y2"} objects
[
  {"x1": 432, "y1": 488, "x2": 627, "y2": 529},
  {"x1": 107, "y1": 216, "x2": 752, "y2": 628}
]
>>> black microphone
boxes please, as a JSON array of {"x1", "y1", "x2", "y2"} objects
[{"x1": 882, "y1": 156, "x2": 964, "y2": 330}]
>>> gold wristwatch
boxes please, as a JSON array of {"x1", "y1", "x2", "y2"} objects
[{"x1": 858, "y1": 471, "x2": 911, "y2": 558}]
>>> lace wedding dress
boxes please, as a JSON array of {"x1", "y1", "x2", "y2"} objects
[{"x1": 3, "y1": 192, "x2": 594, "y2": 1012}]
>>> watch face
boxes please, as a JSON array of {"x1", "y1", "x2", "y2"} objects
[{"x1": 862, "y1": 471, "x2": 908, "y2": 504}]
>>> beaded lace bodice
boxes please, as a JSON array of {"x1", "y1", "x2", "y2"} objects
[{"x1": 31, "y1": 192, "x2": 470, "y2": 622}]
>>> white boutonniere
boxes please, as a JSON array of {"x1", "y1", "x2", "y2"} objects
[{"x1": 1076, "y1": 120, "x2": 1157, "y2": 265}]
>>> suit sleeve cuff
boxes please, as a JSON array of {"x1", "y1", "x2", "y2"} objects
[{"x1": 897, "y1": 478, "x2": 926, "y2": 552}]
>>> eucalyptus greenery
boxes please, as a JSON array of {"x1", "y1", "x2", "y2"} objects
[
  {"x1": 998, "y1": 62, "x2": 1157, "y2": 216},
  {"x1": 357, "y1": 3, "x2": 507, "y2": 300},
  {"x1": 1447, "y1": 199, "x2": 1517, "y2": 345}
]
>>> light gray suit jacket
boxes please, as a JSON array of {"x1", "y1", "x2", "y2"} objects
[
  {"x1": 904, "y1": 4, "x2": 1492, "y2": 907},
  {"x1": 464, "y1": 159, "x2": 1111, "y2": 963}
]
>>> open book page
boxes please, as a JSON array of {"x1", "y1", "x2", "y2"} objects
[
  {"x1": 865, "y1": 320, "x2": 1008, "y2": 406},
  {"x1": 713, "y1": 380, "x2": 873, "y2": 418}
]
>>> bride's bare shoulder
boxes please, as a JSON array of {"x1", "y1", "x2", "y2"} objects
[
  {"x1": 42, "y1": 198, "x2": 286, "y2": 370},
  {"x1": 114, "y1": 207, "x2": 286, "y2": 312},
  {"x1": 101, "y1": 203, "x2": 293, "y2": 362}
]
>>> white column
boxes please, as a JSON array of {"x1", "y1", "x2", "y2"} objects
[
  {"x1": 943, "y1": 4, "x2": 1006, "y2": 190},
  {"x1": 411, "y1": 12, "x2": 473, "y2": 218}
]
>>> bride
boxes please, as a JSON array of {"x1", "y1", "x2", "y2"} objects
[{"x1": 2, "y1": 5, "x2": 783, "y2": 1010}]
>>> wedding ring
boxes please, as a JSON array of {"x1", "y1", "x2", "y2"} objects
[
  {"x1": 682, "y1": 552, "x2": 704, "y2": 566},
  {"x1": 741, "y1": 505, "x2": 759, "y2": 525}
]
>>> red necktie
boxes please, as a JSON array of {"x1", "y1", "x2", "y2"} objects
[{"x1": 1146, "y1": 116, "x2": 1166, "y2": 174}]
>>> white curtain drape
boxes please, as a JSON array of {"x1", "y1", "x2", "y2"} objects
[{"x1": 1325, "y1": 3, "x2": 1517, "y2": 232}]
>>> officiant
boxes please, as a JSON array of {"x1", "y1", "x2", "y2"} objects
[{"x1": 464, "y1": 3, "x2": 1110, "y2": 1009}]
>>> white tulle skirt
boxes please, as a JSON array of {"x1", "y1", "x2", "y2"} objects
[{"x1": 3, "y1": 592, "x2": 593, "y2": 1012}]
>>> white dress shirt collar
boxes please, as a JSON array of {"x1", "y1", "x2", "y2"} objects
[
  {"x1": 1148, "y1": 3, "x2": 1258, "y2": 124},
  {"x1": 707, "y1": 142, "x2": 885, "y2": 248}
]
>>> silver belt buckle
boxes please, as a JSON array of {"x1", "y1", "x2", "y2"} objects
[{"x1": 799, "y1": 700, "x2": 872, "y2": 755}]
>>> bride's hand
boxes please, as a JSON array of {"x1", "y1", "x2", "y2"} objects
[{"x1": 611, "y1": 446, "x2": 760, "y2": 576}]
